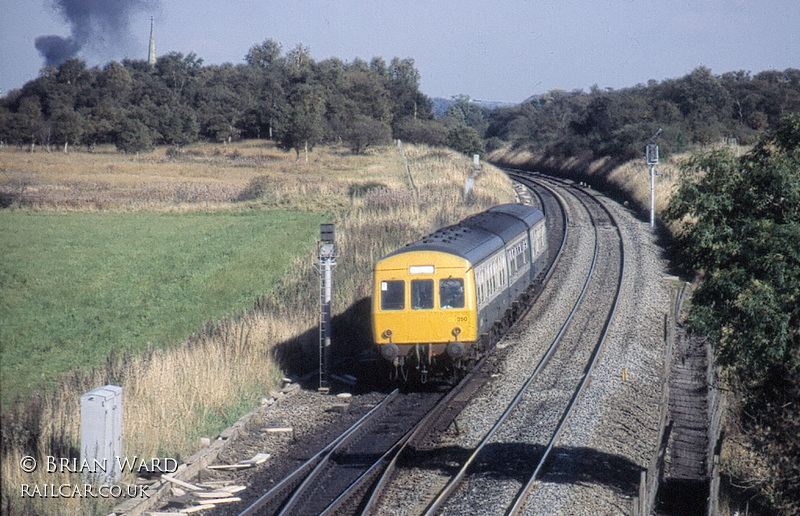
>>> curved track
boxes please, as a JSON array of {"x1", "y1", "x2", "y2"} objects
[
  {"x1": 359, "y1": 174, "x2": 625, "y2": 515},
  {"x1": 143, "y1": 170, "x2": 668, "y2": 516},
  {"x1": 236, "y1": 173, "x2": 627, "y2": 516},
  {"x1": 395, "y1": 173, "x2": 626, "y2": 515},
  {"x1": 234, "y1": 176, "x2": 568, "y2": 516}
]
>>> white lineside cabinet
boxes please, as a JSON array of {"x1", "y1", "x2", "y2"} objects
[{"x1": 80, "y1": 385, "x2": 122, "y2": 484}]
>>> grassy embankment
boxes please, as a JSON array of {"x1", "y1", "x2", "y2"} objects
[
  {"x1": 0, "y1": 140, "x2": 514, "y2": 515},
  {"x1": 488, "y1": 145, "x2": 687, "y2": 221}
]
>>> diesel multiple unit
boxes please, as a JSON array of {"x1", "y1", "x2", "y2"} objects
[{"x1": 372, "y1": 204, "x2": 547, "y2": 381}]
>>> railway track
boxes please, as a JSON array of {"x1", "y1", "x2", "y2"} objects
[
  {"x1": 222, "y1": 178, "x2": 568, "y2": 516},
  {"x1": 358, "y1": 173, "x2": 625, "y2": 514},
  {"x1": 238, "y1": 389, "x2": 442, "y2": 515},
  {"x1": 500, "y1": 171, "x2": 671, "y2": 514},
  {"x1": 242, "y1": 174, "x2": 624, "y2": 516}
]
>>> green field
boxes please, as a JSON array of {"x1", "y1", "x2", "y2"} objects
[{"x1": 0, "y1": 210, "x2": 326, "y2": 403}]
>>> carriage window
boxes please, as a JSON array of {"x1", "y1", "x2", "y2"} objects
[
  {"x1": 380, "y1": 280, "x2": 405, "y2": 310},
  {"x1": 440, "y1": 279, "x2": 464, "y2": 309},
  {"x1": 411, "y1": 279, "x2": 434, "y2": 309}
]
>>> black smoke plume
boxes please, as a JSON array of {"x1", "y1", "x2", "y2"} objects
[
  {"x1": 35, "y1": 35, "x2": 82, "y2": 66},
  {"x1": 35, "y1": 0, "x2": 158, "y2": 67}
]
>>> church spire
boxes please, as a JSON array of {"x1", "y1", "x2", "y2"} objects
[{"x1": 148, "y1": 17, "x2": 156, "y2": 66}]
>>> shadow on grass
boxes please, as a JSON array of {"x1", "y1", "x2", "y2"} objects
[{"x1": 270, "y1": 297, "x2": 386, "y2": 392}]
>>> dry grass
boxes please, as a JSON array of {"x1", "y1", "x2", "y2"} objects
[
  {"x1": 604, "y1": 155, "x2": 684, "y2": 214},
  {"x1": 1, "y1": 141, "x2": 514, "y2": 515},
  {"x1": 488, "y1": 143, "x2": 751, "y2": 227}
]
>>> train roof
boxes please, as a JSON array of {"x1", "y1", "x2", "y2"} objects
[
  {"x1": 488, "y1": 203, "x2": 545, "y2": 228},
  {"x1": 383, "y1": 224, "x2": 504, "y2": 265},
  {"x1": 462, "y1": 211, "x2": 528, "y2": 243},
  {"x1": 381, "y1": 204, "x2": 543, "y2": 266}
]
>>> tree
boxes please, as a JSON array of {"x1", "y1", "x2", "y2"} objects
[
  {"x1": 156, "y1": 52, "x2": 202, "y2": 98},
  {"x1": 2, "y1": 41, "x2": 438, "y2": 153},
  {"x1": 52, "y1": 108, "x2": 85, "y2": 153},
  {"x1": 3, "y1": 96, "x2": 43, "y2": 146},
  {"x1": 665, "y1": 115, "x2": 800, "y2": 377},
  {"x1": 82, "y1": 102, "x2": 124, "y2": 147},
  {"x1": 387, "y1": 57, "x2": 433, "y2": 123},
  {"x1": 195, "y1": 64, "x2": 252, "y2": 142},
  {"x1": 97, "y1": 62, "x2": 132, "y2": 105},
  {"x1": 115, "y1": 117, "x2": 154, "y2": 154},
  {"x1": 278, "y1": 83, "x2": 325, "y2": 160},
  {"x1": 345, "y1": 70, "x2": 392, "y2": 122},
  {"x1": 440, "y1": 94, "x2": 489, "y2": 137},
  {"x1": 285, "y1": 44, "x2": 314, "y2": 83},
  {"x1": 666, "y1": 115, "x2": 800, "y2": 512},
  {"x1": 243, "y1": 46, "x2": 289, "y2": 139},
  {"x1": 245, "y1": 39, "x2": 283, "y2": 70},
  {"x1": 771, "y1": 111, "x2": 800, "y2": 152},
  {"x1": 345, "y1": 115, "x2": 391, "y2": 154},
  {"x1": 158, "y1": 104, "x2": 199, "y2": 146}
]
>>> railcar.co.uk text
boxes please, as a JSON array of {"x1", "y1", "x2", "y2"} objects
[{"x1": 18, "y1": 455, "x2": 177, "y2": 499}]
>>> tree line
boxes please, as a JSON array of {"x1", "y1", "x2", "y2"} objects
[
  {"x1": 450, "y1": 67, "x2": 800, "y2": 163},
  {"x1": 0, "y1": 40, "x2": 472, "y2": 156}
]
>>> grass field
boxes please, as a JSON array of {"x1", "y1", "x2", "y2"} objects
[{"x1": 0, "y1": 210, "x2": 325, "y2": 404}]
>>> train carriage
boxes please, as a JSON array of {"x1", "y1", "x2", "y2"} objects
[{"x1": 372, "y1": 204, "x2": 547, "y2": 381}]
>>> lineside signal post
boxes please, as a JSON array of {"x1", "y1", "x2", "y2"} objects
[
  {"x1": 646, "y1": 130, "x2": 661, "y2": 229},
  {"x1": 317, "y1": 224, "x2": 336, "y2": 392}
]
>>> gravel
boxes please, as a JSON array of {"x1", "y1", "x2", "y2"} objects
[{"x1": 520, "y1": 187, "x2": 671, "y2": 515}]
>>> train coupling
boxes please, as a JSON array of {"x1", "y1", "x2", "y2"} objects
[
  {"x1": 381, "y1": 343, "x2": 400, "y2": 361},
  {"x1": 446, "y1": 341, "x2": 465, "y2": 359}
]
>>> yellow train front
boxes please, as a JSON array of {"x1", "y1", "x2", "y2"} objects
[{"x1": 372, "y1": 204, "x2": 547, "y2": 382}]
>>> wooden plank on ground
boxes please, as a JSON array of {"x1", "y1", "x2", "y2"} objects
[
  {"x1": 197, "y1": 497, "x2": 241, "y2": 505},
  {"x1": 162, "y1": 474, "x2": 202, "y2": 491},
  {"x1": 207, "y1": 452, "x2": 270, "y2": 470}
]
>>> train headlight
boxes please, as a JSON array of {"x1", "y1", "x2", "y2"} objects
[
  {"x1": 382, "y1": 329, "x2": 393, "y2": 339},
  {"x1": 452, "y1": 327, "x2": 461, "y2": 337}
]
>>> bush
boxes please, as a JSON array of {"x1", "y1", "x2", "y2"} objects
[
  {"x1": 115, "y1": 118, "x2": 154, "y2": 154},
  {"x1": 446, "y1": 125, "x2": 482, "y2": 156},
  {"x1": 393, "y1": 118, "x2": 447, "y2": 147}
]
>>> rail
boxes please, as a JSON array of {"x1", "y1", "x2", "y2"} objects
[
  {"x1": 238, "y1": 389, "x2": 399, "y2": 516},
  {"x1": 355, "y1": 176, "x2": 570, "y2": 515},
  {"x1": 411, "y1": 172, "x2": 625, "y2": 514},
  {"x1": 508, "y1": 173, "x2": 626, "y2": 514}
]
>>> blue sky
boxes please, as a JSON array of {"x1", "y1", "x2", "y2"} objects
[{"x1": 1, "y1": 0, "x2": 798, "y2": 103}]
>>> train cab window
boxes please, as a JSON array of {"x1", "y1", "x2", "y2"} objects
[
  {"x1": 440, "y1": 278, "x2": 464, "y2": 309},
  {"x1": 411, "y1": 279, "x2": 434, "y2": 309},
  {"x1": 380, "y1": 281, "x2": 405, "y2": 310}
]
